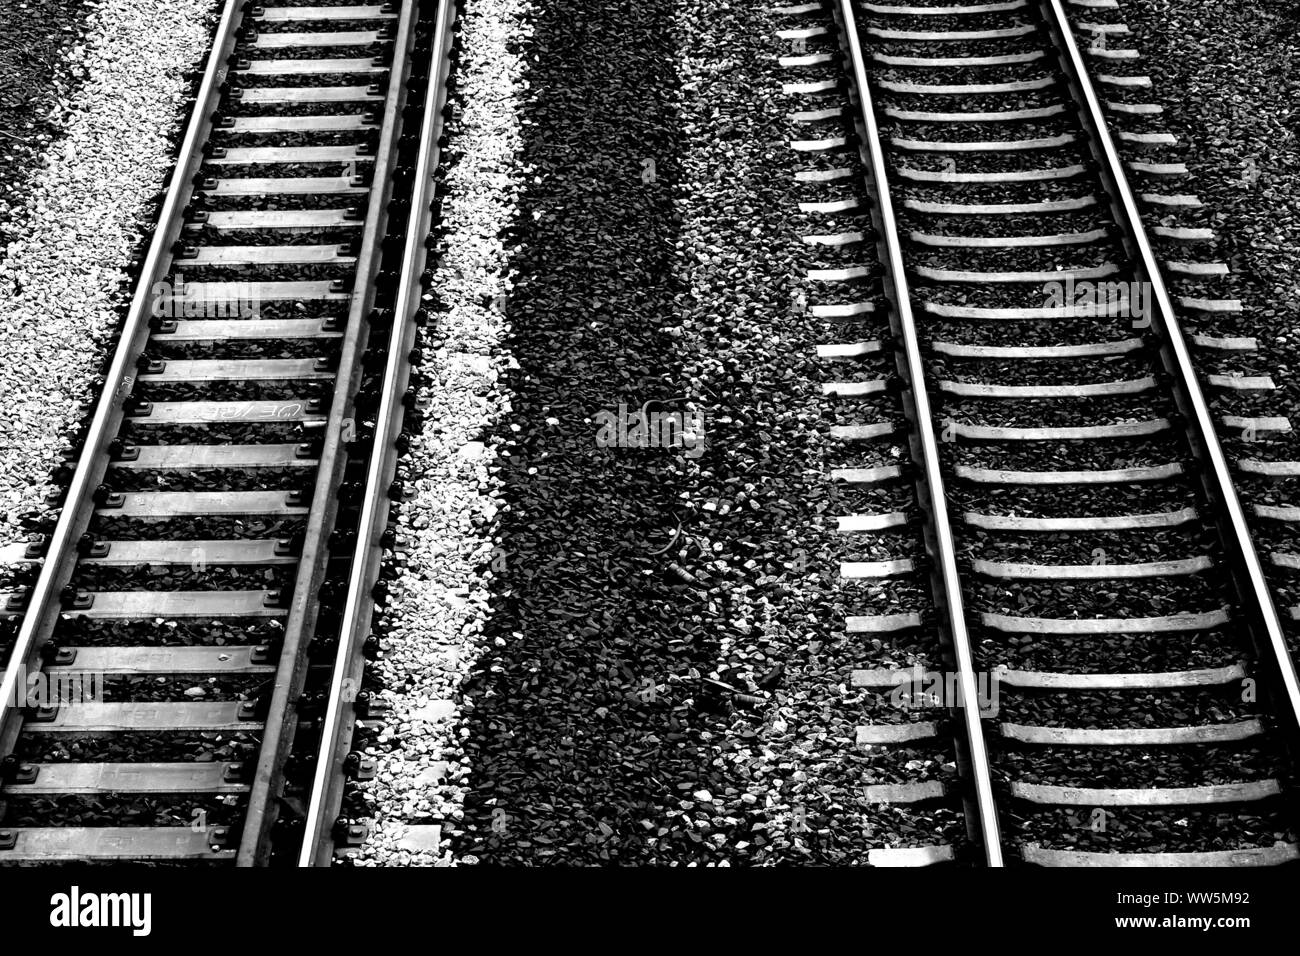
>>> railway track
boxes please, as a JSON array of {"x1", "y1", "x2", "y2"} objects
[
  {"x1": 0, "y1": 0, "x2": 1294, "y2": 871},
  {"x1": 0, "y1": 0, "x2": 455, "y2": 864},
  {"x1": 776, "y1": 0, "x2": 1300, "y2": 865}
]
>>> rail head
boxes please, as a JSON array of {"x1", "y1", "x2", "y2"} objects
[
  {"x1": 834, "y1": 0, "x2": 1005, "y2": 866},
  {"x1": 1040, "y1": 0, "x2": 1300, "y2": 742},
  {"x1": 297, "y1": 0, "x2": 458, "y2": 868},
  {"x1": 235, "y1": 0, "x2": 426, "y2": 866},
  {"x1": 0, "y1": 0, "x2": 247, "y2": 763}
]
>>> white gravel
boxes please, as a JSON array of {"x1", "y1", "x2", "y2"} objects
[
  {"x1": 349, "y1": 0, "x2": 528, "y2": 866},
  {"x1": 0, "y1": 0, "x2": 219, "y2": 549}
]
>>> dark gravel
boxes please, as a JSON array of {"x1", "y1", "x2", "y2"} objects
[
  {"x1": 442, "y1": 0, "x2": 971, "y2": 864},
  {"x1": 0, "y1": 0, "x2": 94, "y2": 251}
]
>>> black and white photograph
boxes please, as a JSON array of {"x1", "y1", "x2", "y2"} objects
[{"x1": 0, "y1": 0, "x2": 1294, "y2": 938}]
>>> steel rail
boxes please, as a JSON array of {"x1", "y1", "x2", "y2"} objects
[
  {"x1": 298, "y1": 0, "x2": 457, "y2": 868},
  {"x1": 236, "y1": 0, "x2": 423, "y2": 865},
  {"x1": 835, "y1": 0, "x2": 1005, "y2": 866},
  {"x1": 0, "y1": 0, "x2": 247, "y2": 762},
  {"x1": 1040, "y1": 0, "x2": 1300, "y2": 741}
]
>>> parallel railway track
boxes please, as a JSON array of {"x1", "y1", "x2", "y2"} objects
[
  {"x1": 0, "y1": 0, "x2": 1294, "y2": 870},
  {"x1": 0, "y1": 0, "x2": 455, "y2": 864},
  {"x1": 776, "y1": 0, "x2": 1300, "y2": 865}
]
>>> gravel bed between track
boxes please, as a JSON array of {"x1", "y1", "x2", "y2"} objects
[
  {"x1": 347, "y1": 0, "x2": 527, "y2": 866},
  {"x1": 352, "y1": 0, "x2": 969, "y2": 865},
  {"x1": 0, "y1": 0, "x2": 219, "y2": 552}
]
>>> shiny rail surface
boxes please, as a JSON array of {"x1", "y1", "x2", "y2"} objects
[
  {"x1": 297, "y1": 0, "x2": 456, "y2": 868},
  {"x1": 836, "y1": 0, "x2": 1005, "y2": 866}
]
